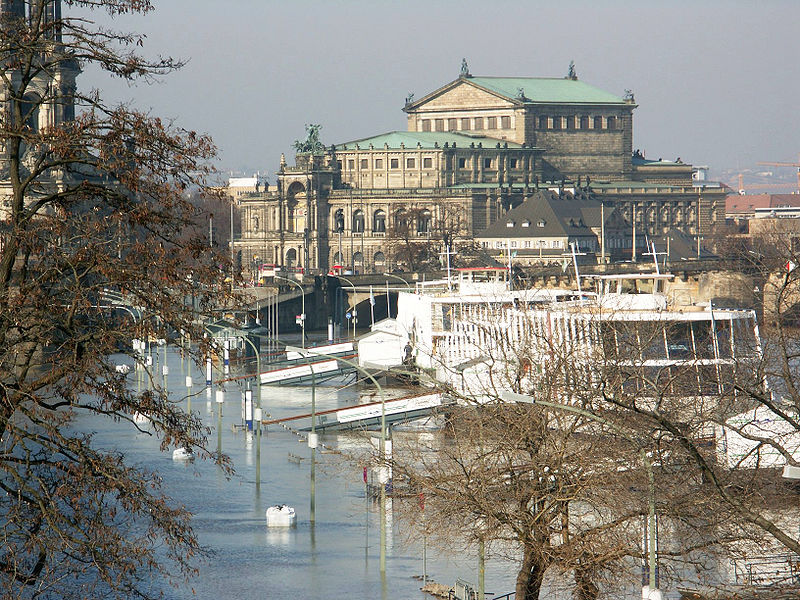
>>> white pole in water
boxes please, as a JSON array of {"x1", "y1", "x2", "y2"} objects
[
  {"x1": 215, "y1": 388, "x2": 224, "y2": 461},
  {"x1": 478, "y1": 538, "x2": 485, "y2": 600},
  {"x1": 601, "y1": 201, "x2": 606, "y2": 264},
  {"x1": 185, "y1": 374, "x2": 192, "y2": 414}
]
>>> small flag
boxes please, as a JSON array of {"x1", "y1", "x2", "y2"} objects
[
  {"x1": 787, "y1": 260, "x2": 797, "y2": 273},
  {"x1": 363, "y1": 466, "x2": 368, "y2": 483},
  {"x1": 369, "y1": 286, "x2": 376, "y2": 306}
]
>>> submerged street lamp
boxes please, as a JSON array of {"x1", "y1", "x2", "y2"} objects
[{"x1": 274, "y1": 275, "x2": 306, "y2": 348}]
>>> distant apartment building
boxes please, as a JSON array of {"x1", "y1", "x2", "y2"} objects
[{"x1": 726, "y1": 193, "x2": 800, "y2": 228}]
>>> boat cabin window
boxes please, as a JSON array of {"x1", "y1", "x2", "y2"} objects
[
  {"x1": 732, "y1": 317, "x2": 758, "y2": 357},
  {"x1": 714, "y1": 321, "x2": 732, "y2": 359},
  {"x1": 604, "y1": 276, "x2": 665, "y2": 295},
  {"x1": 690, "y1": 321, "x2": 715, "y2": 360}
]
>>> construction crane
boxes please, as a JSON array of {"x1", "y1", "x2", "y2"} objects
[
  {"x1": 736, "y1": 173, "x2": 798, "y2": 194},
  {"x1": 757, "y1": 153, "x2": 800, "y2": 192}
]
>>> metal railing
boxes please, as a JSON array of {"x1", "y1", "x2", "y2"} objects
[{"x1": 731, "y1": 554, "x2": 800, "y2": 586}]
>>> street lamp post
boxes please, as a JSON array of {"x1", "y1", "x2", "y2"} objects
[
  {"x1": 282, "y1": 344, "x2": 318, "y2": 523},
  {"x1": 382, "y1": 272, "x2": 411, "y2": 288},
  {"x1": 332, "y1": 274, "x2": 357, "y2": 339},
  {"x1": 239, "y1": 333, "x2": 262, "y2": 487},
  {"x1": 284, "y1": 343, "x2": 388, "y2": 574},
  {"x1": 274, "y1": 274, "x2": 306, "y2": 348}
]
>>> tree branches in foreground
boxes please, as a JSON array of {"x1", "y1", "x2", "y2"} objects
[
  {"x1": 0, "y1": 2, "x2": 232, "y2": 597},
  {"x1": 383, "y1": 279, "x2": 800, "y2": 599}
]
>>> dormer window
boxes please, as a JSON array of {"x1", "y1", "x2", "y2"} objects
[
  {"x1": 521, "y1": 220, "x2": 530, "y2": 227},
  {"x1": 506, "y1": 221, "x2": 515, "y2": 228},
  {"x1": 537, "y1": 219, "x2": 546, "y2": 227}
]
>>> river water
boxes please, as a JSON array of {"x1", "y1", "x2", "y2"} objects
[{"x1": 85, "y1": 346, "x2": 518, "y2": 599}]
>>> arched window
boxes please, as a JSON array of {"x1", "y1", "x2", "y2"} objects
[
  {"x1": 395, "y1": 209, "x2": 409, "y2": 229},
  {"x1": 332, "y1": 251, "x2": 343, "y2": 265},
  {"x1": 286, "y1": 199, "x2": 296, "y2": 233},
  {"x1": 417, "y1": 209, "x2": 432, "y2": 234},
  {"x1": 353, "y1": 252, "x2": 363, "y2": 266},
  {"x1": 607, "y1": 116, "x2": 617, "y2": 130},
  {"x1": 538, "y1": 115, "x2": 548, "y2": 130},
  {"x1": 373, "y1": 209, "x2": 386, "y2": 233},
  {"x1": 373, "y1": 251, "x2": 386, "y2": 272},
  {"x1": 352, "y1": 209, "x2": 365, "y2": 233},
  {"x1": 334, "y1": 209, "x2": 344, "y2": 232},
  {"x1": 286, "y1": 248, "x2": 297, "y2": 269},
  {"x1": 580, "y1": 116, "x2": 589, "y2": 129},
  {"x1": 21, "y1": 93, "x2": 40, "y2": 131},
  {"x1": 594, "y1": 116, "x2": 603, "y2": 130}
]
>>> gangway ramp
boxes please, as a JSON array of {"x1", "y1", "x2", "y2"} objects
[
  {"x1": 263, "y1": 392, "x2": 449, "y2": 432},
  {"x1": 260, "y1": 341, "x2": 357, "y2": 385}
]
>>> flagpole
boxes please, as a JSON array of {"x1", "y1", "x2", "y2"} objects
[{"x1": 507, "y1": 238, "x2": 513, "y2": 291}]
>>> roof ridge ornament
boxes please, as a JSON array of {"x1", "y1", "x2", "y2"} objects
[
  {"x1": 566, "y1": 60, "x2": 578, "y2": 80},
  {"x1": 460, "y1": 58, "x2": 471, "y2": 78}
]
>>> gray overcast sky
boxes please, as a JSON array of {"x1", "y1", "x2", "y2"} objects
[{"x1": 81, "y1": 0, "x2": 800, "y2": 183}]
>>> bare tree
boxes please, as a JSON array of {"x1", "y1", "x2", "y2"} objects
[
  {"x1": 385, "y1": 206, "x2": 438, "y2": 272},
  {"x1": 390, "y1": 401, "x2": 644, "y2": 600},
  {"x1": 0, "y1": 2, "x2": 230, "y2": 598},
  {"x1": 385, "y1": 201, "x2": 477, "y2": 272}
]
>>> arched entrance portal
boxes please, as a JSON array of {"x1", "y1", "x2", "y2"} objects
[
  {"x1": 286, "y1": 248, "x2": 297, "y2": 270},
  {"x1": 286, "y1": 182, "x2": 306, "y2": 233}
]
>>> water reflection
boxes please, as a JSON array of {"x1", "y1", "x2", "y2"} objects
[{"x1": 85, "y1": 347, "x2": 515, "y2": 600}]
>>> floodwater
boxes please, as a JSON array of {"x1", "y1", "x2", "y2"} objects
[{"x1": 84, "y1": 345, "x2": 518, "y2": 600}]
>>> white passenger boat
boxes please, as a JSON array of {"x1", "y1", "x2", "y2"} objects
[{"x1": 359, "y1": 266, "x2": 762, "y2": 405}]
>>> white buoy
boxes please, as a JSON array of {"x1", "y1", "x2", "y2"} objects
[
  {"x1": 172, "y1": 447, "x2": 194, "y2": 461},
  {"x1": 266, "y1": 505, "x2": 297, "y2": 527},
  {"x1": 115, "y1": 364, "x2": 131, "y2": 374},
  {"x1": 642, "y1": 586, "x2": 662, "y2": 600}
]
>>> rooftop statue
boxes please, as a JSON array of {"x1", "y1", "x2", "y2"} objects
[
  {"x1": 293, "y1": 123, "x2": 325, "y2": 154},
  {"x1": 566, "y1": 60, "x2": 577, "y2": 80},
  {"x1": 460, "y1": 58, "x2": 470, "y2": 78}
]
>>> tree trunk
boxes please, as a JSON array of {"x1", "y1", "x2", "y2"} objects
[
  {"x1": 515, "y1": 545, "x2": 547, "y2": 600},
  {"x1": 575, "y1": 566, "x2": 600, "y2": 600}
]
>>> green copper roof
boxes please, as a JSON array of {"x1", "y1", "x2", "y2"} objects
[
  {"x1": 336, "y1": 131, "x2": 523, "y2": 150},
  {"x1": 468, "y1": 77, "x2": 627, "y2": 105}
]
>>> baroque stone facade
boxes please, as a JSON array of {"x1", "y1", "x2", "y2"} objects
[
  {"x1": 233, "y1": 67, "x2": 725, "y2": 275},
  {"x1": 0, "y1": 0, "x2": 80, "y2": 215}
]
